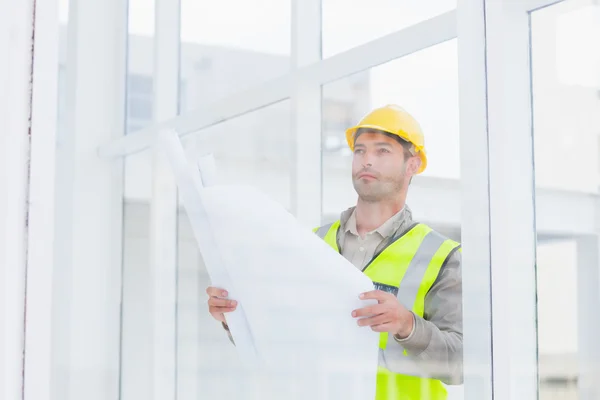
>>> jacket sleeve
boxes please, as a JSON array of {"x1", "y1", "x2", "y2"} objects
[{"x1": 383, "y1": 249, "x2": 463, "y2": 384}]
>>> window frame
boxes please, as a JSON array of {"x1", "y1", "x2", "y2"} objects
[{"x1": 26, "y1": 0, "x2": 599, "y2": 399}]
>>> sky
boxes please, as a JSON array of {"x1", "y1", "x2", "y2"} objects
[
  {"x1": 555, "y1": 5, "x2": 600, "y2": 87},
  {"x1": 60, "y1": 0, "x2": 455, "y2": 56}
]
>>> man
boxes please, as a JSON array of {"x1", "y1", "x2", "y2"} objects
[{"x1": 206, "y1": 105, "x2": 463, "y2": 400}]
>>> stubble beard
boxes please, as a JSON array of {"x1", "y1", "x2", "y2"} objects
[{"x1": 352, "y1": 173, "x2": 405, "y2": 203}]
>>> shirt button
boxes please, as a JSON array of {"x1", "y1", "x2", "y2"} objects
[{"x1": 359, "y1": 247, "x2": 365, "y2": 252}]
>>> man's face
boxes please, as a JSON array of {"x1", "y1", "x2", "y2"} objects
[{"x1": 351, "y1": 131, "x2": 410, "y2": 202}]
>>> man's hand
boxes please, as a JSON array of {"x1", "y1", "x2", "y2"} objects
[
  {"x1": 352, "y1": 290, "x2": 414, "y2": 339},
  {"x1": 206, "y1": 286, "x2": 237, "y2": 324}
]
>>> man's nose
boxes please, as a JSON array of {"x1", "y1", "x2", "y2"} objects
[{"x1": 362, "y1": 152, "x2": 375, "y2": 167}]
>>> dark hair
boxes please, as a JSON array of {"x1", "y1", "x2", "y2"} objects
[{"x1": 354, "y1": 128, "x2": 415, "y2": 160}]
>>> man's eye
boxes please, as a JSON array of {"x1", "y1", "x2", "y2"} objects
[
  {"x1": 379, "y1": 148, "x2": 390, "y2": 153},
  {"x1": 355, "y1": 149, "x2": 364, "y2": 154}
]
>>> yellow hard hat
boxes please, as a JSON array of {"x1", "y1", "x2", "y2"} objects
[{"x1": 345, "y1": 104, "x2": 427, "y2": 174}]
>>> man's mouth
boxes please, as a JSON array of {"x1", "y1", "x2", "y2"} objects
[{"x1": 358, "y1": 173, "x2": 377, "y2": 179}]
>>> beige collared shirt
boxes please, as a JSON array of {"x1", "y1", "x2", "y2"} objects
[{"x1": 339, "y1": 206, "x2": 411, "y2": 271}]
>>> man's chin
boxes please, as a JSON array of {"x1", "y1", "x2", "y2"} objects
[
  {"x1": 354, "y1": 188, "x2": 383, "y2": 202},
  {"x1": 353, "y1": 180, "x2": 377, "y2": 189},
  {"x1": 357, "y1": 194, "x2": 383, "y2": 203}
]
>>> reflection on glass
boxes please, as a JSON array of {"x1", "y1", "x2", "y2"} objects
[
  {"x1": 183, "y1": 100, "x2": 292, "y2": 209},
  {"x1": 176, "y1": 101, "x2": 292, "y2": 399},
  {"x1": 179, "y1": 0, "x2": 291, "y2": 112},
  {"x1": 531, "y1": 1, "x2": 600, "y2": 399},
  {"x1": 322, "y1": 0, "x2": 456, "y2": 58}
]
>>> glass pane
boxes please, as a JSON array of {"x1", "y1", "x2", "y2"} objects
[
  {"x1": 322, "y1": 0, "x2": 456, "y2": 58},
  {"x1": 176, "y1": 100, "x2": 291, "y2": 399},
  {"x1": 179, "y1": 0, "x2": 291, "y2": 113},
  {"x1": 127, "y1": 0, "x2": 155, "y2": 133},
  {"x1": 182, "y1": 100, "x2": 292, "y2": 209},
  {"x1": 322, "y1": 39, "x2": 468, "y2": 400},
  {"x1": 531, "y1": 1, "x2": 600, "y2": 399},
  {"x1": 59, "y1": 0, "x2": 68, "y2": 22}
]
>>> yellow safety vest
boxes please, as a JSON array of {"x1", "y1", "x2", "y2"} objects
[{"x1": 314, "y1": 221, "x2": 461, "y2": 400}]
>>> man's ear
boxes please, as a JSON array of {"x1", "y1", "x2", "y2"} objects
[{"x1": 406, "y1": 157, "x2": 421, "y2": 176}]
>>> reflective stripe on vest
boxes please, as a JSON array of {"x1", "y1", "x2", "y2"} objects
[{"x1": 314, "y1": 221, "x2": 460, "y2": 400}]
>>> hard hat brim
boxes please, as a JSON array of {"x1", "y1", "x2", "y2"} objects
[{"x1": 345, "y1": 124, "x2": 427, "y2": 174}]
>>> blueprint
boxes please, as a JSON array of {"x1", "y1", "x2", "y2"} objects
[{"x1": 159, "y1": 130, "x2": 380, "y2": 400}]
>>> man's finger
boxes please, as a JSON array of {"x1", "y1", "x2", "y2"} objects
[
  {"x1": 370, "y1": 323, "x2": 395, "y2": 333},
  {"x1": 208, "y1": 297, "x2": 237, "y2": 308},
  {"x1": 210, "y1": 312, "x2": 226, "y2": 323},
  {"x1": 352, "y1": 304, "x2": 385, "y2": 318},
  {"x1": 359, "y1": 290, "x2": 393, "y2": 302},
  {"x1": 206, "y1": 286, "x2": 228, "y2": 297},
  {"x1": 209, "y1": 306, "x2": 237, "y2": 315},
  {"x1": 357, "y1": 313, "x2": 391, "y2": 327}
]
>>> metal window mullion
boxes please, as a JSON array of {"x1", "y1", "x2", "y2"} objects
[
  {"x1": 98, "y1": 76, "x2": 293, "y2": 158},
  {"x1": 290, "y1": 0, "x2": 322, "y2": 227},
  {"x1": 150, "y1": 0, "x2": 180, "y2": 398},
  {"x1": 22, "y1": 0, "x2": 60, "y2": 399},
  {"x1": 0, "y1": 1, "x2": 35, "y2": 399},
  {"x1": 485, "y1": 1, "x2": 539, "y2": 398},
  {"x1": 520, "y1": 0, "x2": 566, "y2": 13},
  {"x1": 456, "y1": 0, "x2": 493, "y2": 399},
  {"x1": 302, "y1": 10, "x2": 457, "y2": 86}
]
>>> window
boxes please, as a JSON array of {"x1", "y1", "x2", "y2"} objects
[
  {"x1": 531, "y1": 2, "x2": 600, "y2": 398},
  {"x1": 179, "y1": 0, "x2": 291, "y2": 112},
  {"x1": 176, "y1": 101, "x2": 292, "y2": 400},
  {"x1": 126, "y1": 0, "x2": 155, "y2": 133}
]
